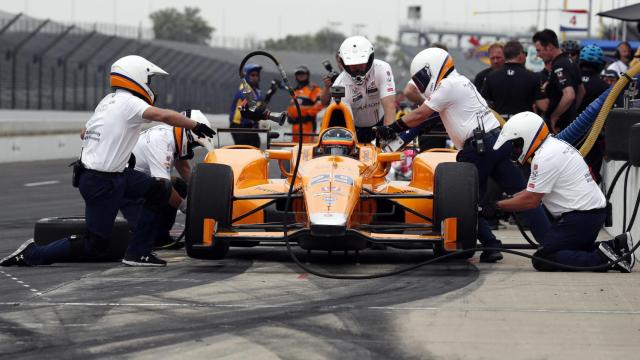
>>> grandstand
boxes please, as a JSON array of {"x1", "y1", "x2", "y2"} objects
[
  {"x1": 0, "y1": 10, "x2": 487, "y2": 114},
  {"x1": 0, "y1": 11, "x2": 338, "y2": 113}
]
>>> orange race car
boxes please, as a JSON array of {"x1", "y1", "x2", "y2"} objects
[{"x1": 185, "y1": 88, "x2": 479, "y2": 260}]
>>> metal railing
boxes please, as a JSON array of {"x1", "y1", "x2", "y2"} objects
[{"x1": 0, "y1": 13, "x2": 250, "y2": 113}]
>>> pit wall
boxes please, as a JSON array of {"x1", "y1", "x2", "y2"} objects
[
  {"x1": 0, "y1": 110, "x2": 282, "y2": 163},
  {"x1": 602, "y1": 160, "x2": 640, "y2": 240}
]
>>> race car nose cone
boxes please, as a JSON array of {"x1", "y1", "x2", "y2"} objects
[{"x1": 309, "y1": 213, "x2": 347, "y2": 237}]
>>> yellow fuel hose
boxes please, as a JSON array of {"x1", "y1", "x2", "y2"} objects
[{"x1": 579, "y1": 62, "x2": 640, "y2": 157}]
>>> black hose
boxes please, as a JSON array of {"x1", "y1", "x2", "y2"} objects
[
  {"x1": 237, "y1": 51, "x2": 638, "y2": 280},
  {"x1": 606, "y1": 162, "x2": 631, "y2": 200},
  {"x1": 623, "y1": 164, "x2": 631, "y2": 231}
]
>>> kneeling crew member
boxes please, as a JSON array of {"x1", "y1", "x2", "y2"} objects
[
  {"x1": 377, "y1": 47, "x2": 551, "y2": 263},
  {"x1": 122, "y1": 109, "x2": 213, "y2": 248},
  {"x1": 490, "y1": 112, "x2": 637, "y2": 272},
  {"x1": 0, "y1": 55, "x2": 215, "y2": 267}
]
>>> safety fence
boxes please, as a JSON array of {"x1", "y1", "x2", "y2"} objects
[{"x1": 0, "y1": 13, "x2": 254, "y2": 113}]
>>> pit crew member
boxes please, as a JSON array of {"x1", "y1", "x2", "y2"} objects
[
  {"x1": 1, "y1": 55, "x2": 215, "y2": 267},
  {"x1": 287, "y1": 65, "x2": 323, "y2": 143},
  {"x1": 332, "y1": 35, "x2": 397, "y2": 143},
  {"x1": 376, "y1": 47, "x2": 551, "y2": 263},
  {"x1": 121, "y1": 109, "x2": 213, "y2": 249},
  {"x1": 489, "y1": 112, "x2": 637, "y2": 272}
]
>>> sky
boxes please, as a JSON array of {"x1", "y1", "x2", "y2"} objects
[{"x1": 0, "y1": 0, "x2": 631, "y2": 42}]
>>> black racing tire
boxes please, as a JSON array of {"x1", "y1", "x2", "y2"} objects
[
  {"x1": 185, "y1": 163, "x2": 233, "y2": 260},
  {"x1": 433, "y1": 162, "x2": 479, "y2": 259},
  {"x1": 33, "y1": 216, "x2": 129, "y2": 261}
]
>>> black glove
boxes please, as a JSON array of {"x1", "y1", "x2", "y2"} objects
[
  {"x1": 264, "y1": 80, "x2": 279, "y2": 103},
  {"x1": 375, "y1": 119, "x2": 409, "y2": 140},
  {"x1": 192, "y1": 122, "x2": 216, "y2": 138},
  {"x1": 374, "y1": 125, "x2": 397, "y2": 140},
  {"x1": 239, "y1": 99, "x2": 271, "y2": 121},
  {"x1": 479, "y1": 201, "x2": 499, "y2": 220}
]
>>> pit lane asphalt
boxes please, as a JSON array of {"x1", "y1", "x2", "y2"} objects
[{"x1": 1, "y1": 158, "x2": 639, "y2": 359}]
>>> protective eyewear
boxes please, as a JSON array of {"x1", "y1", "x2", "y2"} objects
[{"x1": 411, "y1": 65, "x2": 431, "y2": 93}]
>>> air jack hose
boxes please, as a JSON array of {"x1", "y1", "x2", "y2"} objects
[{"x1": 236, "y1": 52, "x2": 639, "y2": 279}]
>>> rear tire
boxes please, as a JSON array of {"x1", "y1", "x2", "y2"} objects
[
  {"x1": 33, "y1": 216, "x2": 129, "y2": 261},
  {"x1": 185, "y1": 163, "x2": 233, "y2": 260},
  {"x1": 433, "y1": 162, "x2": 478, "y2": 259}
]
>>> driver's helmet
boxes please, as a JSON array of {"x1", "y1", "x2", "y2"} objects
[{"x1": 319, "y1": 127, "x2": 356, "y2": 156}]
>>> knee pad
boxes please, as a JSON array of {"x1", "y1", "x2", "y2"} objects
[
  {"x1": 172, "y1": 177, "x2": 188, "y2": 198},
  {"x1": 144, "y1": 178, "x2": 172, "y2": 212},
  {"x1": 531, "y1": 247, "x2": 559, "y2": 272}
]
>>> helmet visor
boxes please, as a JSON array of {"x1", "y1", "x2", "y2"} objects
[
  {"x1": 511, "y1": 138, "x2": 524, "y2": 163},
  {"x1": 411, "y1": 66, "x2": 431, "y2": 94}
]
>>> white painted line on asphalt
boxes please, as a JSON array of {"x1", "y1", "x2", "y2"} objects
[
  {"x1": 0, "y1": 301, "x2": 639, "y2": 315},
  {"x1": 24, "y1": 180, "x2": 60, "y2": 187},
  {"x1": 0, "y1": 270, "x2": 42, "y2": 296}
]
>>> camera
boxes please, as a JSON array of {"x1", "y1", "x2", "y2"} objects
[{"x1": 322, "y1": 59, "x2": 340, "y2": 83}]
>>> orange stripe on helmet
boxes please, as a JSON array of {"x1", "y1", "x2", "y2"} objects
[
  {"x1": 174, "y1": 127, "x2": 184, "y2": 155},
  {"x1": 523, "y1": 123, "x2": 549, "y2": 162},
  {"x1": 110, "y1": 73, "x2": 153, "y2": 105},
  {"x1": 436, "y1": 55, "x2": 454, "y2": 85}
]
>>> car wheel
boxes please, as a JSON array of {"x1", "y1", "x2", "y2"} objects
[
  {"x1": 433, "y1": 162, "x2": 478, "y2": 259},
  {"x1": 185, "y1": 163, "x2": 233, "y2": 260},
  {"x1": 33, "y1": 216, "x2": 129, "y2": 261}
]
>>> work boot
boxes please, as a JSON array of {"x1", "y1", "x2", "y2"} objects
[
  {"x1": 480, "y1": 250, "x2": 503, "y2": 263},
  {"x1": 598, "y1": 243, "x2": 631, "y2": 273},
  {"x1": 0, "y1": 239, "x2": 35, "y2": 267},
  {"x1": 613, "y1": 232, "x2": 637, "y2": 269}
]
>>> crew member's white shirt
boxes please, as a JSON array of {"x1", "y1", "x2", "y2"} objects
[
  {"x1": 133, "y1": 124, "x2": 176, "y2": 180},
  {"x1": 607, "y1": 60, "x2": 628, "y2": 76},
  {"x1": 332, "y1": 59, "x2": 396, "y2": 127},
  {"x1": 424, "y1": 71, "x2": 500, "y2": 149},
  {"x1": 527, "y1": 136, "x2": 606, "y2": 218},
  {"x1": 81, "y1": 90, "x2": 150, "y2": 172}
]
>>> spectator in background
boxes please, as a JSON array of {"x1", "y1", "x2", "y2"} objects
[
  {"x1": 601, "y1": 69, "x2": 619, "y2": 86},
  {"x1": 561, "y1": 40, "x2": 581, "y2": 63},
  {"x1": 287, "y1": 65, "x2": 323, "y2": 143},
  {"x1": 229, "y1": 63, "x2": 264, "y2": 148},
  {"x1": 578, "y1": 45, "x2": 609, "y2": 184},
  {"x1": 474, "y1": 43, "x2": 505, "y2": 90},
  {"x1": 482, "y1": 40, "x2": 546, "y2": 118},
  {"x1": 535, "y1": 60, "x2": 553, "y2": 115},
  {"x1": 608, "y1": 41, "x2": 634, "y2": 76},
  {"x1": 533, "y1": 29, "x2": 583, "y2": 133},
  {"x1": 577, "y1": 45, "x2": 608, "y2": 115}
]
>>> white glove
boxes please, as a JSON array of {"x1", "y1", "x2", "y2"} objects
[{"x1": 179, "y1": 197, "x2": 188, "y2": 213}]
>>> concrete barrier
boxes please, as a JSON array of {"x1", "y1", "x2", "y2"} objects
[
  {"x1": 0, "y1": 110, "x2": 294, "y2": 163},
  {"x1": 603, "y1": 160, "x2": 640, "y2": 242}
]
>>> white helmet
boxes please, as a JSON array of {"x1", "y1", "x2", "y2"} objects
[
  {"x1": 410, "y1": 47, "x2": 455, "y2": 96},
  {"x1": 175, "y1": 109, "x2": 213, "y2": 159},
  {"x1": 338, "y1": 36, "x2": 374, "y2": 85},
  {"x1": 186, "y1": 110, "x2": 213, "y2": 151},
  {"x1": 110, "y1": 55, "x2": 168, "y2": 105},
  {"x1": 493, "y1": 111, "x2": 550, "y2": 165}
]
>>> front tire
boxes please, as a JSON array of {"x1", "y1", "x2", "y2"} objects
[
  {"x1": 433, "y1": 162, "x2": 478, "y2": 259},
  {"x1": 185, "y1": 163, "x2": 233, "y2": 259}
]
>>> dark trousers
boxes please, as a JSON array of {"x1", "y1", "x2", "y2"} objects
[
  {"x1": 27, "y1": 168, "x2": 160, "y2": 265},
  {"x1": 120, "y1": 177, "x2": 188, "y2": 245},
  {"x1": 532, "y1": 211, "x2": 610, "y2": 271},
  {"x1": 457, "y1": 130, "x2": 551, "y2": 246}
]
